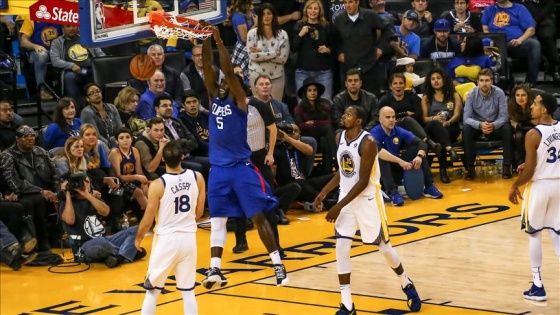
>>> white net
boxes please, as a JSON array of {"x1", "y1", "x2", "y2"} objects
[{"x1": 151, "y1": 15, "x2": 213, "y2": 40}]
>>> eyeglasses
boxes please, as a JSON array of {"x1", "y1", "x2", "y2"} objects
[{"x1": 87, "y1": 90, "x2": 102, "y2": 96}]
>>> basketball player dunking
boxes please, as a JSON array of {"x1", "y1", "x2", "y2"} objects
[
  {"x1": 200, "y1": 25, "x2": 288, "y2": 289},
  {"x1": 508, "y1": 92, "x2": 560, "y2": 301},
  {"x1": 135, "y1": 141, "x2": 206, "y2": 314},
  {"x1": 314, "y1": 106, "x2": 421, "y2": 314}
]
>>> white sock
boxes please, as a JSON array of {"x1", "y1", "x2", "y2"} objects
[
  {"x1": 181, "y1": 290, "x2": 198, "y2": 315},
  {"x1": 531, "y1": 266, "x2": 543, "y2": 287},
  {"x1": 529, "y1": 233, "x2": 543, "y2": 286},
  {"x1": 269, "y1": 250, "x2": 281, "y2": 265},
  {"x1": 340, "y1": 284, "x2": 353, "y2": 311},
  {"x1": 210, "y1": 257, "x2": 221, "y2": 269},
  {"x1": 141, "y1": 290, "x2": 160, "y2": 315},
  {"x1": 398, "y1": 271, "x2": 412, "y2": 288}
]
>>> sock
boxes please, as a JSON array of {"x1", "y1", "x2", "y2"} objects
[
  {"x1": 396, "y1": 269, "x2": 411, "y2": 288},
  {"x1": 531, "y1": 266, "x2": 543, "y2": 287},
  {"x1": 141, "y1": 289, "x2": 160, "y2": 315},
  {"x1": 181, "y1": 290, "x2": 198, "y2": 315},
  {"x1": 340, "y1": 284, "x2": 353, "y2": 310},
  {"x1": 269, "y1": 250, "x2": 281, "y2": 265},
  {"x1": 210, "y1": 257, "x2": 221, "y2": 269}
]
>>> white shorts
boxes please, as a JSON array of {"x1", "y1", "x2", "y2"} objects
[
  {"x1": 145, "y1": 232, "x2": 197, "y2": 291},
  {"x1": 521, "y1": 179, "x2": 560, "y2": 234},
  {"x1": 335, "y1": 191, "x2": 390, "y2": 245}
]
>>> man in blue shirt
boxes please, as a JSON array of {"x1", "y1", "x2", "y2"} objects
[
  {"x1": 462, "y1": 68, "x2": 513, "y2": 180},
  {"x1": 394, "y1": 10, "x2": 421, "y2": 59},
  {"x1": 370, "y1": 106, "x2": 443, "y2": 206},
  {"x1": 136, "y1": 70, "x2": 179, "y2": 120},
  {"x1": 481, "y1": 0, "x2": 541, "y2": 84}
]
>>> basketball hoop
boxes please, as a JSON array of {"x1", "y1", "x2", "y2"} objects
[{"x1": 149, "y1": 11, "x2": 213, "y2": 40}]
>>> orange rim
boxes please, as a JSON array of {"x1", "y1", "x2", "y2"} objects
[{"x1": 149, "y1": 11, "x2": 213, "y2": 35}]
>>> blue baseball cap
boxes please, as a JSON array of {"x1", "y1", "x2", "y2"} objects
[{"x1": 434, "y1": 18, "x2": 451, "y2": 31}]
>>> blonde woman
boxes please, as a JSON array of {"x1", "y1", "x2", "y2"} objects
[
  {"x1": 53, "y1": 136, "x2": 87, "y2": 176},
  {"x1": 114, "y1": 86, "x2": 146, "y2": 136}
]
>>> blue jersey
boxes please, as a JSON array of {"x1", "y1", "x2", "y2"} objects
[{"x1": 209, "y1": 97, "x2": 251, "y2": 167}]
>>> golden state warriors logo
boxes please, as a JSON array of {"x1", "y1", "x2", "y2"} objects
[
  {"x1": 392, "y1": 137, "x2": 400, "y2": 145},
  {"x1": 493, "y1": 12, "x2": 510, "y2": 28},
  {"x1": 68, "y1": 44, "x2": 89, "y2": 62},
  {"x1": 122, "y1": 162, "x2": 135, "y2": 175},
  {"x1": 40, "y1": 26, "x2": 59, "y2": 47},
  {"x1": 340, "y1": 150, "x2": 356, "y2": 178}
]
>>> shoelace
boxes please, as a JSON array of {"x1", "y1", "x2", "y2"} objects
[{"x1": 273, "y1": 265, "x2": 285, "y2": 276}]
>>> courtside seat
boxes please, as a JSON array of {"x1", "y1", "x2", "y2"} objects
[{"x1": 91, "y1": 55, "x2": 135, "y2": 103}]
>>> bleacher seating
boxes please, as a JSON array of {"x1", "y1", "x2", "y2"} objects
[{"x1": 91, "y1": 55, "x2": 135, "y2": 103}]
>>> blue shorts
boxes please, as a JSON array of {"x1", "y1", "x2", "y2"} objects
[{"x1": 208, "y1": 161, "x2": 278, "y2": 218}]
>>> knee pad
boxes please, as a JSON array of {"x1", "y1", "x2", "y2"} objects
[
  {"x1": 210, "y1": 217, "x2": 228, "y2": 248},
  {"x1": 336, "y1": 238, "x2": 352, "y2": 274}
]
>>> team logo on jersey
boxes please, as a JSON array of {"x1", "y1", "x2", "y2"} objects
[
  {"x1": 68, "y1": 44, "x2": 89, "y2": 62},
  {"x1": 340, "y1": 150, "x2": 356, "y2": 178},
  {"x1": 83, "y1": 215, "x2": 105, "y2": 239},
  {"x1": 393, "y1": 137, "x2": 400, "y2": 145},
  {"x1": 493, "y1": 12, "x2": 510, "y2": 28},
  {"x1": 40, "y1": 26, "x2": 59, "y2": 47},
  {"x1": 122, "y1": 162, "x2": 135, "y2": 175}
]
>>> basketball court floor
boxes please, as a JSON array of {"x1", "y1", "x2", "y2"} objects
[{"x1": 1, "y1": 173, "x2": 559, "y2": 315}]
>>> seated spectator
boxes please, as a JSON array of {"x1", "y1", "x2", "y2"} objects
[
  {"x1": 134, "y1": 117, "x2": 170, "y2": 180},
  {"x1": 368, "y1": 0, "x2": 400, "y2": 26},
  {"x1": 394, "y1": 10, "x2": 421, "y2": 59},
  {"x1": 53, "y1": 136, "x2": 87, "y2": 175},
  {"x1": 108, "y1": 128, "x2": 149, "y2": 214},
  {"x1": 332, "y1": 68, "x2": 379, "y2": 131},
  {"x1": 294, "y1": 78, "x2": 337, "y2": 175},
  {"x1": 462, "y1": 68, "x2": 513, "y2": 180},
  {"x1": 292, "y1": 0, "x2": 333, "y2": 99},
  {"x1": 410, "y1": 0, "x2": 434, "y2": 36},
  {"x1": 371, "y1": 106, "x2": 443, "y2": 206},
  {"x1": 378, "y1": 73, "x2": 443, "y2": 155},
  {"x1": 113, "y1": 86, "x2": 146, "y2": 137},
  {"x1": 0, "y1": 220, "x2": 37, "y2": 270},
  {"x1": 0, "y1": 100, "x2": 21, "y2": 151},
  {"x1": 44, "y1": 97, "x2": 82, "y2": 150},
  {"x1": 421, "y1": 68, "x2": 462, "y2": 183},
  {"x1": 130, "y1": 44, "x2": 185, "y2": 104},
  {"x1": 0, "y1": 125, "x2": 60, "y2": 251},
  {"x1": 59, "y1": 174, "x2": 145, "y2": 268},
  {"x1": 507, "y1": 84, "x2": 534, "y2": 167},
  {"x1": 514, "y1": 0, "x2": 559, "y2": 84},
  {"x1": 178, "y1": 90, "x2": 209, "y2": 157},
  {"x1": 81, "y1": 83, "x2": 123, "y2": 147},
  {"x1": 482, "y1": 38, "x2": 502, "y2": 83},
  {"x1": 447, "y1": 34, "x2": 493, "y2": 85},
  {"x1": 441, "y1": 0, "x2": 482, "y2": 34},
  {"x1": 420, "y1": 18, "x2": 462, "y2": 59},
  {"x1": 229, "y1": 0, "x2": 255, "y2": 82},
  {"x1": 180, "y1": 44, "x2": 224, "y2": 110},
  {"x1": 481, "y1": 0, "x2": 541, "y2": 85},
  {"x1": 49, "y1": 24, "x2": 106, "y2": 106},
  {"x1": 18, "y1": 15, "x2": 61, "y2": 101},
  {"x1": 136, "y1": 70, "x2": 179, "y2": 120},
  {"x1": 393, "y1": 57, "x2": 425, "y2": 92}
]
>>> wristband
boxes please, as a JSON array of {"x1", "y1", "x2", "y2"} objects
[
  {"x1": 417, "y1": 154, "x2": 423, "y2": 158},
  {"x1": 215, "y1": 41, "x2": 224, "y2": 45}
]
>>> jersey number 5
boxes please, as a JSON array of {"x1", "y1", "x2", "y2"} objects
[
  {"x1": 546, "y1": 146, "x2": 560, "y2": 163},
  {"x1": 216, "y1": 117, "x2": 223, "y2": 129},
  {"x1": 174, "y1": 195, "x2": 191, "y2": 214}
]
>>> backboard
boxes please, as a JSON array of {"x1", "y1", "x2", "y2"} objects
[{"x1": 79, "y1": 0, "x2": 227, "y2": 48}]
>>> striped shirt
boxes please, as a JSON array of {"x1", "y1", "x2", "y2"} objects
[{"x1": 247, "y1": 99, "x2": 275, "y2": 152}]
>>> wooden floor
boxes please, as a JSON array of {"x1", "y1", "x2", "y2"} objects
[{"x1": 2, "y1": 173, "x2": 559, "y2": 315}]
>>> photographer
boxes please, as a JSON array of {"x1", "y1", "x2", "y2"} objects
[{"x1": 59, "y1": 173, "x2": 145, "y2": 268}]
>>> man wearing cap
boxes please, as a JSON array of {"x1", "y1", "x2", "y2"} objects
[
  {"x1": 410, "y1": 0, "x2": 433, "y2": 36},
  {"x1": 481, "y1": 0, "x2": 541, "y2": 85},
  {"x1": 420, "y1": 18, "x2": 462, "y2": 60},
  {"x1": 394, "y1": 10, "x2": 421, "y2": 60},
  {"x1": 0, "y1": 125, "x2": 61, "y2": 251}
]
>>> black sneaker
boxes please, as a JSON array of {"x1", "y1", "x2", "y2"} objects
[
  {"x1": 134, "y1": 247, "x2": 147, "y2": 260},
  {"x1": 335, "y1": 303, "x2": 356, "y2": 315},
  {"x1": 201, "y1": 267, "x2": 228, "y2": 289},
  {"x1": 232, "y1": 243, "x2": 248, "y2": 254},
  {"x1": 105, "y1": 255, "x2": 121, "y2": 268},
  {"x1": 402, "y1": 281, "x2": 422, "y2": 312},
  {"x1": 274, "y1": 264, "x2": 289, "y2": 286}
]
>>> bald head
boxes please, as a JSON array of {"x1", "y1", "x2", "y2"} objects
[{"x1": 379, "y1": 106, "x2": 396, "y2": 130}]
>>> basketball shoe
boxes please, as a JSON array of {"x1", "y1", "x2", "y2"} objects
[
  {"x1": 402, "y1": 281, "x2": 422, "y2": 312},
  {"x1": 274, "y1": 264, "x2": 289, "y2": 286},
  {"x1": 523, "y1": 283, "x2": 546, "y2": 301},
  {"x1": 201, "y1": 267, "x2": 228, "y2": 289},
  {"x1": 335, "y1": 303, "x2": 356, "y2": 315}
]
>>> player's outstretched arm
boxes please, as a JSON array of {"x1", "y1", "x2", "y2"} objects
[
  {"x1": 195, "y1": 171, "x2": 206, "y2": 220},
  {"x1": 135, "y1": 178, "x2": 164, "y2": 250},
  {"x1": 212, "y1": 27, "x2": 246, "y2": 111},
  {"x1": 202, "y1": 30, "x2": 218, "y2": 99}
]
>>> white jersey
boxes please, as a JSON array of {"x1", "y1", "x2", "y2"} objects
[
  {"x1": 532, "y1": 121, "x2": 560, "y2": 181},
  {"x1": 337, "y1": 130, "x2": 379, "y2": 196},
  {"x1": 154, "y1": 169, "x2": 199, "y2": 235}
]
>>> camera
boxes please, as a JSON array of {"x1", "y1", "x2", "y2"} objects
[
  {"x1": 277, "y1": 121, "x2": 293, "y2": 134},
  {"x1": 68, "y1": 172, "x2": 87, "y2": 191}
]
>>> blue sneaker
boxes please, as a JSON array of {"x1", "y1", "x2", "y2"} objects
[
  {"x1": 523, "y1": 283, "x2": 546, "y2": 301},
  {"x1": 391, "y1": 191, "x2": 404, "y2": 206},
  {"x1": 335, "y1": 303, "x2": 356, "y2": 315},
  {"x1": 402, "y1": 282, "x2": 422, "y2": 312},
  {"x1": 423, "y1": 184, "x2": 443, "y2": 199}
]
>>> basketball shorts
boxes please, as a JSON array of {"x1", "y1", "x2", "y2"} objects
[
  {"x1": 521, "y1": 179, "x2": 560, "y2": 234},
  {"x1": 208, "y1": 162, "x2": 278, "y2": 219},
  {"x1": 145, "y1": 232, "x2": 197, "y2": 291},
  {"x1": 335, "y1": 191, "x2": 390, "y2": 245}
]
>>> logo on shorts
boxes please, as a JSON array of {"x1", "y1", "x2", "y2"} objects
[{"x1": 340, "y1": 150, "x2": 356, "y2": 178}]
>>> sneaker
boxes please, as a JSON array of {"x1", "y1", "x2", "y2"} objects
[
  {"x1": 402, "y1": 282, "x2": 422, "y2": 312},
  {"x1": 273, "y1": 264, "x2": 289, "y2": 286},
  {"x1": 423, "y1": 184, "x2": 443, "y2": 199},
  {"x1": 201, "y1": 267, "x2": 228, "y2": 289},
  {"x1": 391, "y1": 191, "x2": 404, "y2": 206},
  {"x1": 381, "y1": 191, "x2": 391, "y2": 203},
  {"x1": 335, "y1": 303, "x2": 356, "y2": 315},
  {"x1": 134, "y1": 247, "x2": 147, "y2": 260},
  {"x1": 105, "y1": 255, "x2": 120, "y2": 268},
  {"x1": 232, "y1": 243, "x2": 249, "y2": 254},
  {"x1": 523, "y1": 283, "x2": 546, "y2": 301}
]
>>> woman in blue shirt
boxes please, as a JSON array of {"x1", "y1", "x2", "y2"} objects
[{"x1": 44, "y1": 97, "x2": 82, "y2": 150}]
